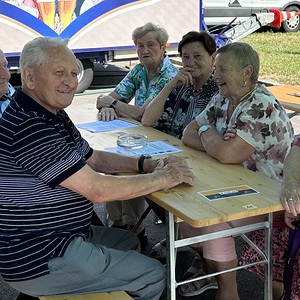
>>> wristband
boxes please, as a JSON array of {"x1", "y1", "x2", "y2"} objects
[
  {"x1": 110, "y1": 99, "x2": 118, "y2": 109},
  {"x1": 138, "y1": 154, "x2": 152, "y2": 173}
]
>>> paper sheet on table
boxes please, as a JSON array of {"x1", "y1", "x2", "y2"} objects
[
  {"x1": 77, "y1": 120, "x2": 138, "y2": 133},
  {"x1": 105, "y1": 141, "x2": 182, "y2": 156}
]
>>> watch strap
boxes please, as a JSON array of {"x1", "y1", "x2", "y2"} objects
[
  {"x1": 138, "y1": 154, "x2": 152, "y2": 173},
  {"x1": 110, "y1": 99, "x2": 118, "y2": 109}
]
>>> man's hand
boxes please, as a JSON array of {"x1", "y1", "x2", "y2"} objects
[
  {"x1": 143, "y1": 155, "x2": 187, "y2": 173},
  {"x1": 98, "y1": 107, "x2": 118, "y2": 121},
  {"x1": 157, "y1": 160, "x2": 195, "y2": 188}
]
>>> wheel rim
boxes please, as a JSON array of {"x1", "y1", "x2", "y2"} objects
[
  {"x1": 286, "y1": 15, "x2": 300, "y2": 30},
  {"x1": 77, "y1": 59, "x2": 84, "y2": 83}
]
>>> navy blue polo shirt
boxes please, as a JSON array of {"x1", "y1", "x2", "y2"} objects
[{"x1": 0, "y1": 89, "x2": 94, "y2": 282}]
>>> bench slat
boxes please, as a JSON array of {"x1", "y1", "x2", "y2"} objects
[{"x1": 39, "y1": 291, "x2": 132, "y2": 300}]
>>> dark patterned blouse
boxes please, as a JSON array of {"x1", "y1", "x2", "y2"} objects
[{"x1": 154, "y1": 79, "x2": 219, "y2": 139}]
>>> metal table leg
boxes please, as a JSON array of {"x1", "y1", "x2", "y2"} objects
[{"x1": 166, "y1": 211, "x2": 176, "y2": 300}]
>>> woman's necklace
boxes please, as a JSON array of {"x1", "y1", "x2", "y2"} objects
[
  {"x1": 193, "y1": 74, "x2": 213, "y2": 94},
  {"x1": 229, "y1": 86, "x2": 256, "y2": 109},
  {"x1": 227, "y1": 86, "x2": 256, "y2": 125}
]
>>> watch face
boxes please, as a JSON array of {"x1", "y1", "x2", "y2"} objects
[{"x1": 201, "y1": 125, "x2": 209, "y2": 132}]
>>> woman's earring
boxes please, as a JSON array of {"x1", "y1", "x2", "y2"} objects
[{"x1": 243, "y1": 80, "x2": 247, "y2": 87}]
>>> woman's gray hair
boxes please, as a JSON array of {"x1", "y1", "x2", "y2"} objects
[
  {"x1": 132, "y1": 22, "x2": 169, "y2": 46},
  {"x1": 20, "y1": 37, "x2": 71, "y2": 70},
  {"x1": 217, "y1": 42, "x2": 260, "y2": 83}
]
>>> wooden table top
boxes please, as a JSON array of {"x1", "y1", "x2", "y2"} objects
[
  {"x1": 267, "y1": 85, "x2": 300, "y2": 112},
  {"x1": 66, "y1": 99, "x2": 283, "y2": 228}
]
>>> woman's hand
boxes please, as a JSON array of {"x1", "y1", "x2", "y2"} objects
[
  {"x1": 223, "y1": 125, "x2": 237, "y2": 141},
  {"x1": 170, "y1": 68, "x2": 194, "y2": 88},
  {"x1": 96, "y1": 94, "x2": 115, "y2": 110},
  {"x1": 284, "y1": 211, "x2": 300, "y2": 229},
  {"x1": 280, "y1": 182, "x2": 300, "y2": 216},
  {"x1": 98, "y1": 107, "x2": 118, "y2": 121}
]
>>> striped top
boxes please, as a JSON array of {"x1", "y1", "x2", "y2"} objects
[{"x1": 0, "y1": 89, "x2": 94, "y2": 282}]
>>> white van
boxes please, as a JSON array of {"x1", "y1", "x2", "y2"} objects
[{"x1": 203, "y1": 0, "x2": 300, "y2": 32}]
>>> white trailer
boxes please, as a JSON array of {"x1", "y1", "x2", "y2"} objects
[{"x1": 0, "y1": 0, "x2": 298, "y2": 92}]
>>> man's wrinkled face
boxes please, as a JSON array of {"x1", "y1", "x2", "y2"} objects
[{"x1": 24, "y1": 46, "x2": 79, "y2": 114}]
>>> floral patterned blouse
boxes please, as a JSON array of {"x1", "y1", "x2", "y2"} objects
[
  {"x1": 154, "y1": 79, "x2": 218, "y2": 139},
  {"x1": 114, "y1": 56, "x2": 178, "y2": 107},
  {"x1": 195, "y1": 84, "x2": 294, "y2": 181}
]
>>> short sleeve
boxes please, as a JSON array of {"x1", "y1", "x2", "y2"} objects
[
  {"x1": 294, "y1": 136, "x2": 300, "y2": 147},
  {"x1": 114, "y1": 66, "x2": 141, "y2": 102}
]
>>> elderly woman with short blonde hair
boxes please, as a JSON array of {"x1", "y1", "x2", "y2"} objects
[{"x1": 180, "y1": 42, "x2": 294, "y2": 300}]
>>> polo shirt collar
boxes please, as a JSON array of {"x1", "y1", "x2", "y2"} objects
[{"x1": 13, "y1": 89, "x2": 67, "y2": 121}]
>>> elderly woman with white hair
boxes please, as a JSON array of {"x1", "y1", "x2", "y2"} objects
[{"x1": 96, "y1": 22, "x2": 178, "y2": 240}]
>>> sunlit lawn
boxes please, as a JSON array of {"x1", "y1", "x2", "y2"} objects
[{"x1": 241, "y1": 30, "x2": 300, "y2": 85}]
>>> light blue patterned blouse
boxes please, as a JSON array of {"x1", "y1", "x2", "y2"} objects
[{"x1": 114, "y1": 56, "x2": 178, "y2": 107}]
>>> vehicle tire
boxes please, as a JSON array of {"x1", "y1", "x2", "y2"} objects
[
  {"x1": 76, "y1": 58, "x2": 94, "y2": 93},
  {"x1": 281, "y1": 5, "x2": 300, "y2": 32}
]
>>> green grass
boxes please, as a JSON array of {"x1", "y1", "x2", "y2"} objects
[{"x1": 241, "y1": 30, "x2": 300, "y2": 85}]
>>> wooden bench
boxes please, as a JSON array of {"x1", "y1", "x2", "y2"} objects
[
  {"x1": 39, "y1": 291, "x2": 133, "y2": 300},
  {"x1": 267, "y1": 85, "x2": 300, "y2": 117}
]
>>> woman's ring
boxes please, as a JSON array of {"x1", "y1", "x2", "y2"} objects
[{"x1": 287, "y1": 198, "x2": 294, "y2": 202}]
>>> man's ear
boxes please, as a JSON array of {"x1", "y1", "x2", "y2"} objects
[{"x1": 22, "y1": 67, "x2": 35, "y2": 89}]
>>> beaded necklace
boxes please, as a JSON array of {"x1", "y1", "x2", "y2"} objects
[{"x1": 193, "y1": 74, "x2": 214, "y2": 94}]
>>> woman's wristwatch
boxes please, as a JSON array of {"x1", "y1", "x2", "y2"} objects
[
  {"x1": 110, "y1": 99, "x2": 118, "y2": 109},
  {"x1": 198, "y1": 124, "x2": 212, "y2": 137}
]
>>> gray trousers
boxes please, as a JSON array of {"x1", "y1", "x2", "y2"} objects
[{"x1": 9, "y1": 226, "x2": 166, "y2": 300}]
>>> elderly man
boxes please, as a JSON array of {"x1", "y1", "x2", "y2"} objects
[
  {"x1": 0, "y1": 37, "x2": 195, "y2": 300},
  {"x1": 0, "y1": 49, "x2": 14, "y2": 116}
]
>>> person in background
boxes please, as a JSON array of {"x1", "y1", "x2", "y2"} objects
[
  {"x1": 241, "y1": 137, "x2": 300, "y2": 300},
  {"x1": 0, "y1": 49, "x2": 14, "y2": 116},
  {"x1": 179, "y1": 42, "x2": 293, "y2": 299},
  {"x1": 279, "y1": 137, "x2": 300, "y2": 299},
  {"x1": 141, "y1": 31, "x2": 218, "y2": 261},
  {"x1": 0, "y1": 82, "x2": 14, "y2": 117},
  {"x1": 280, "y1": 137, "x2": 300, "y2": 227},
  {"x1": 0, "y1": 36, "x2": 195, "y2": 300},
  {"x1": 96, "y1": 22, "x2": 178, "y2": 240},
  {"x1": 96, "y1": 22, "x2": 178, "y2": 121},
  {"x1": 141, "y1": 30, "x2": 218, "y2": 138}
]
